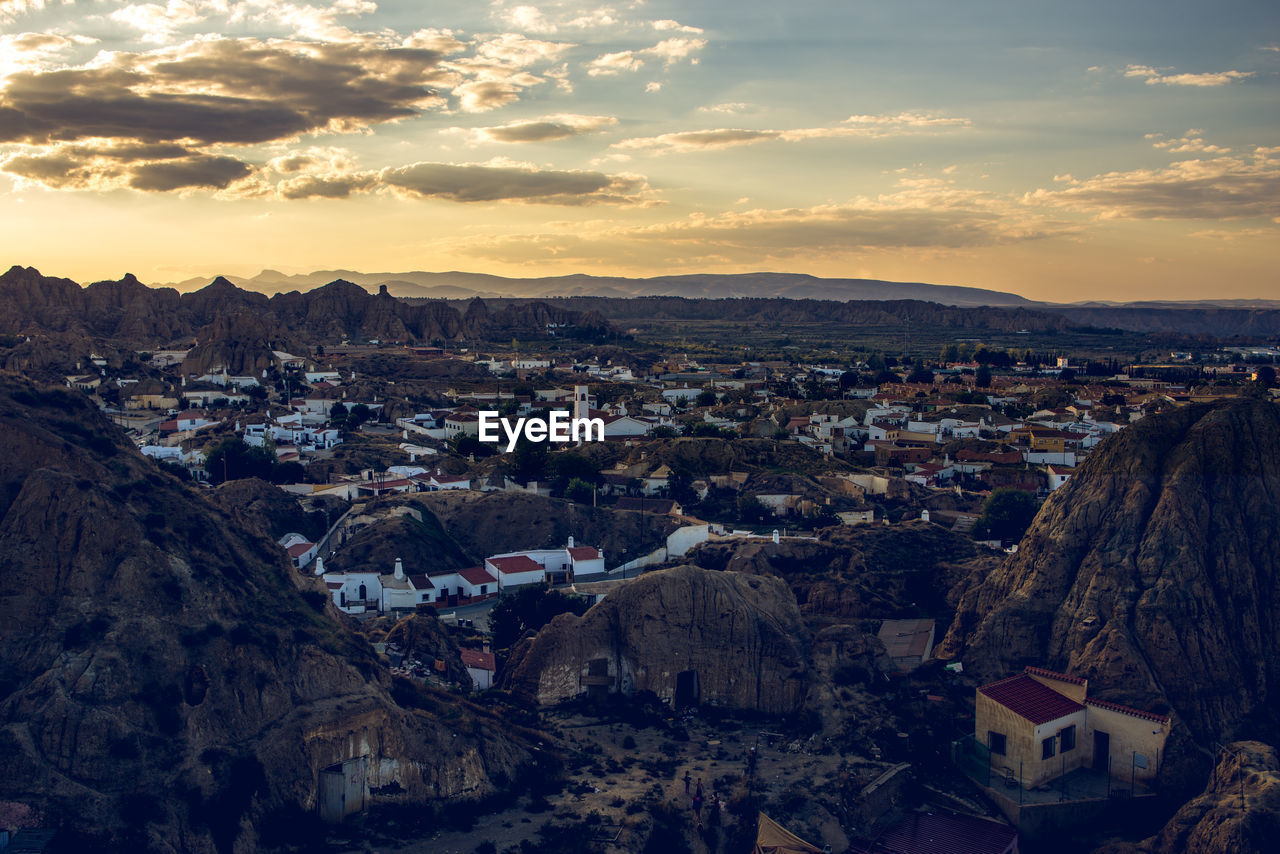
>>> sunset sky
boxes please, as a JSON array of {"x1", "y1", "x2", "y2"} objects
[{"x1": 0, "y1": 0, "x2": 1277, "y2": 301}]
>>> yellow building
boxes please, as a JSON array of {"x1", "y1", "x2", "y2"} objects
[{"x1": 975, "y1": 666, "x2": 1170, "y2": 790}]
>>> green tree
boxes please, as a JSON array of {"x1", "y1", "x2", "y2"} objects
[
  {"x1": 737, "y1": 494, "x2": 771, "y2": 524},
  {"x1": 907, "y1": 367, "x2": 935, "y2": 384},
  {"x1": 205, "y1": 437, "x2": 276, "y2": 484},
  {"x1": 510, "y1": 434, "x2": 550, "y2": 483},
  {"x1": 975, "y1": 364, "x2": 992, "y2": 388},
  {"x1": 973, "y1": 488, "x2": 1040, "y2": 543},
  {"x1": 348, "y1": 403, "x2": 372, "y2": 427},
  {"x1": 489, "y1": 587, "x2": 590, "y2": 649},
  {"x1": 564, "y1": 478, "x2": 595, "y2": 505}
]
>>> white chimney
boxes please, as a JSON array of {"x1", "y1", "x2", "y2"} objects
[
  {"x1": 394, "y1": 557, "x2": 404, "y2": 581},
  {"x1": 567, "y1": 536, "x2": 575, "y2": 549},
  {"x1": 772, "y1": 529, "x2": 780, "y2": 544},
  {"x1": 314, "y1": 556, "x2": 325, "y2": 576}
]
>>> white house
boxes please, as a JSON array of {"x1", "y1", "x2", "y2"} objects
[
  {"x1": 461, "y1": 648, "x2": 497, "y2": 690},
  {"x1": 1045, "y1": 465, "x2": 1074, "y2": 491}
]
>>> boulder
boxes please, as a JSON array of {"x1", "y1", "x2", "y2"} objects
[{"x1": 500, "y1": 565, "x2": 810, "y2": 714}]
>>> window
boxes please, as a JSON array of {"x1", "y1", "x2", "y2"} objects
[
  {"x1": 1059, "y1": 725, "x2": 1076, "y2": 752},
  {"x1": 479, "y1": 585, "x2": 488, "y2": 595},
  {"x1": 1042, "y1": 736, "x2": 1056, "y2": 760},
  {"x1": 988, "y1": 731, "x2": 1007, "y2": 756}
]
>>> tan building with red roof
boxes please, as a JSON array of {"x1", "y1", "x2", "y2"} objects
[{"x1": 975, "y1": 666, "x2": 1170, "y2": 790}]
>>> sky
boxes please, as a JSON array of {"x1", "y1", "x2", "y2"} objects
[{"x1": 0, "y1": 0, "x2": 1277, "y2": 302}]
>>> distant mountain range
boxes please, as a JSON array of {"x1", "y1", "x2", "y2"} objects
[{"x1": 159, "y1": 269, "x2": 1280, "y2": 311}]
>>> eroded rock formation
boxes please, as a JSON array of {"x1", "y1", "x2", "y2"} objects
[{"x1": 500, "y1": 565, "x2": 810, "y2": 714}]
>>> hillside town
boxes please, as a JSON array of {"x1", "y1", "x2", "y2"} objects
[{"x1": 3, "y1": 272, "x2": 1279, "y2": 854}]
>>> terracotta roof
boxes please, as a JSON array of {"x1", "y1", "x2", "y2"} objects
[
  {"x1": 1024, "y1": 666, "x2": 1085, "y2": 686},
  {"x1": 460, "y1": 648, "x2": 496, "y2": 671},
  {"x1": 978, "y1": 674, "x2": 1083, "y2": 724},
  {"x1": 459, "y1": 565, "x2": 496, "y2": 585},
  {"x1": 408, "y1": 574, "x2": 433, "y2": 590},
  {"x1": 568, "y1": 546, "x2": 600, "y2": 561},
  {"x1": 286, "y1": 542, "x2": 314, "y2": 558},
  {"x1": 1085, "y1": 697, "x2": 1171, "y2": 725},
  {"x1": 487, "y1": 554, "x2": 545, "y2": 575}
]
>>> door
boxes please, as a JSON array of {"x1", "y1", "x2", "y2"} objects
[{"x1": 1093, "y1": 730, "x2": 1110, "y2": 771}]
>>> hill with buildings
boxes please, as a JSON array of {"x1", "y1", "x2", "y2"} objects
[
  {"x1": 0, "y1": 374, "x2": 539, "y2": 852},
  {"x1": 941, "y1": 398, "x2": 1280, "y2": 781}
]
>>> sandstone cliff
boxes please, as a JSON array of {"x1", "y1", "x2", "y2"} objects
[
  {"x1": 0, "y1": 267, "x2": 614, "y2": 360},
  {"x1": 0, "y1": 376, "x2": 534, "y2": 852},
  {"x1": 500, "y1": 565, "x2": 810, "y2": 714},
  {"x1": 1099, "y1": 741, "x2": 1280, "y2": 854},
  {"x1": 940, "y1": 399, "x2": 1280, "y2": 748}
]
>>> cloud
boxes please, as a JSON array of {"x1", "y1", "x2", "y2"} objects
[
  {"x1": 277, "y1": 171, "x2": 376, "y2": 199},
  {"x1": 1028, "y1": 149, "x2": 1280, "y2": 220},
  {"x1": 461, "y1": 113, "x2": 617, "y2": 143},
  {"x1": 586, "y1": 50, "x2": 643, "y2": 76},
  {"x1": 652, "y1": 19, "x2": 703, "y2": 34},
  {"x1": 0, "y1": 37, "x2": 450, "y2": 146},
  {"x1": 0, "y1": 31, "x2": 96, "y2": 76},
  {"x1": 613, "y1": 113, "x2": 972, "y2": 154},
  {"x1": 1123, "y1": 65, "x2": 1253, "y2": 86},
  {"x1": 1145, "y1": 131, "x2": 1230, "y2": 154},
  {"x1": 698, "y1": 102, "x2": 751, "y2": 114},
  {"x1": 379, "y1": 159, "x2": 649, "y2": 204},
  {"x1": 128, "y1": 154, "x2": 254, "y2": 191},
  {"x1": 0, "y1": 0, "x2": 70, "y2": 21},
  {"x1": 2, "y1": 141, "x2": 251, "y2": 191},
  {"x1": 586, "y1": 36, "x2": 706, "y2": 75}
]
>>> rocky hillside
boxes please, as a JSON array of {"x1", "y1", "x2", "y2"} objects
[
  {"x1": 690, "y1": 521, "x2": 980, "y2": 628},
  {"x1": 0, "y1": 266, "x2": 614, "y2": 355},
  {"x1": 0, "y1": 375, "x2": 535, "y2": 852},
  {"x1": 1100, "y1": 741, "x2": 1280, "y2": 854},
  {"x1": 500, "y1": 565, "x2": 810, "y2": 714},
  {"x1": 941, "y1": 399, "x2": 1280, "y2": 748},
  {"x1": 408, "y1": 490, "x2": 682, "y2": 567}
]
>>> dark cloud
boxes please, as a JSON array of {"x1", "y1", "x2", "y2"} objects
[
  {"x1": 3, "y1": 144, "x2": 249, "y2": 191},
  {"x1": 278, "y1": 173, "x2": 377, "y2": 199},
  {"x1": 469, "y1": 114, "x2": 617, "y2": 143},
  {"x1": 380, "y1": 161, "x2": 646, "y2": 204},
  {"x1": 485, "y1": 120, "x2": 581, "y2": 142},
  {"x1": 128, "y1": 155, "x2": 253, "y2": 191},
  {"x1": 0, "y1": 39, "x2": 447, "y2": 146}
]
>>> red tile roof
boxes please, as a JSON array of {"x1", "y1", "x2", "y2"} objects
[
  {"x1": 408, "y1": 574, "x2": 434, "y2": 590},
  {"x1": 1024, "y1": 665, "x2": 1085, "y2": 686},
  {"x1": 286, "y1": 542, "x2": 315, "y2": 558},
  {"x1": 1085, "y1": 697, "x2": 1171, "y2": 725},
  {"x1": 487, "y1": 554, "x2": 544, "y2": 575},
  {"x1": 568, "y1": 546, "x2": 600, "y2": 561},
  {"x1": 459, "y1": 565, "x2": 496, "y2": 585},
  {"x1": 978, "y1": 674, "x2": 1083, "y2": 724},
  {"x1": 460, "y1": 648, "x2": 496, "y2": 671}
]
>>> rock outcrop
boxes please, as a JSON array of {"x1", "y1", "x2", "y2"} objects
[
  {"x1": 940, "y1": 399, "x2": 1280, "y2": 747},
  {"x1": 500, "y1": 565, "x2": 810, "y2": 714},
  {"x1": 0, "y1": 266, "x2": 614, "y2": 357},
  {"x1": 1102, "y1": 741, "x2": 1280, "y2": 854},
  {"x1": 0, "y1": 376, "x2": 533, "y2": 852}
]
